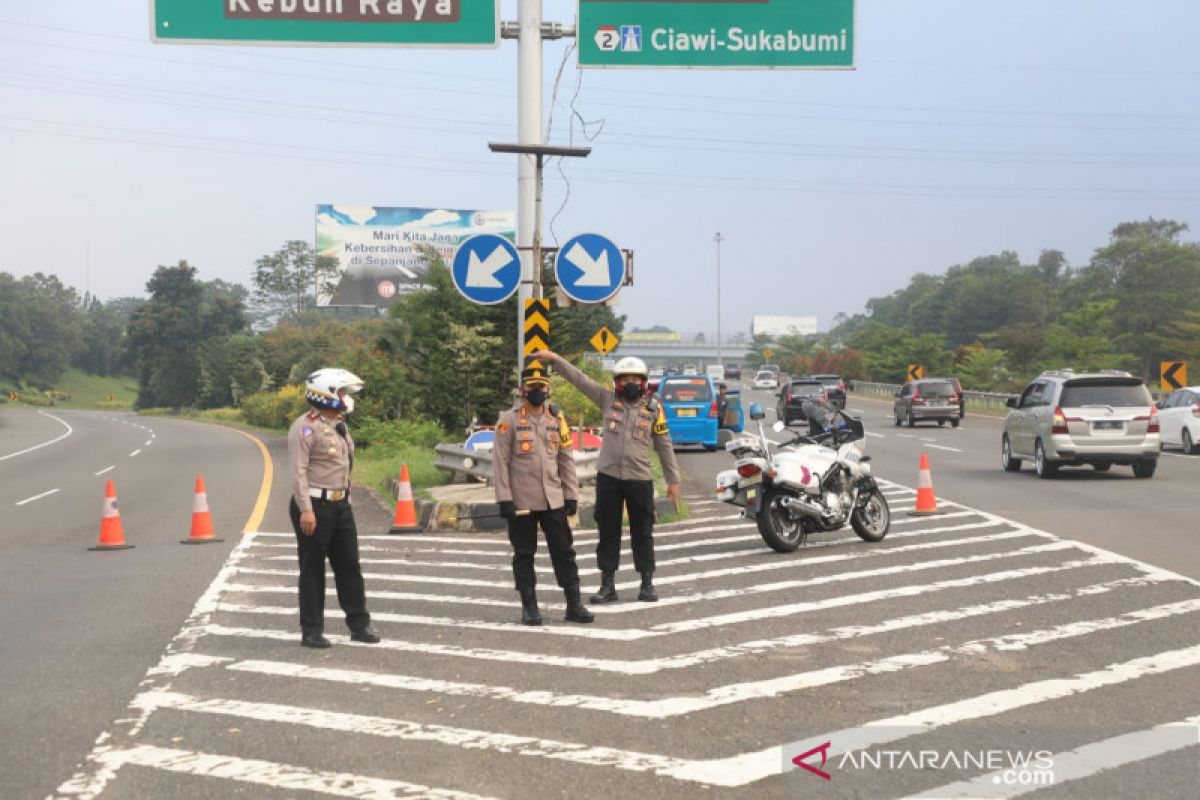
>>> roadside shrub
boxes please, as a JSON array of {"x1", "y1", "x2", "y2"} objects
[
  {"x1": 353, "y1": 416, "x2": 448, "y2": 452},
  {"x1": 197, "y1": 407, "x2": 246, "y2": 424},
  {"x1": 241, "y1": 385, "x2": 308, "y2": 429}
]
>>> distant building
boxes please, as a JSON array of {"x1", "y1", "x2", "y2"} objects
[{"x1": 752, "y1": 315, "x2": 818, "y2": 338}]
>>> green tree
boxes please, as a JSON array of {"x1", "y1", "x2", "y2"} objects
[
  {"x1": 1041, "y1": 300, "x2": 1130, "y2": 373},
  {"x1": 251, "y1": 240, "x2": 340, "y2": 327},
  {"x1": 129, "y1": 261, "x2": 249, "y2": 408}
]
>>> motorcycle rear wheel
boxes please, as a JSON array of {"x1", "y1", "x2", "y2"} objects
[
  {"x1": 756, "y1": 488, "x2": 805, "y2": 553},
  {"x1": 851, "y1": 490, "x2": 891, "y2": 542}
]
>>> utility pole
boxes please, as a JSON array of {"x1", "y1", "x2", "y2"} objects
[
  {"x1": 714, "y1": 231, "x2": 724, "y2": 369},
  {"x1": 497, "y1": 4, "x2": 582, "y2": 378}
]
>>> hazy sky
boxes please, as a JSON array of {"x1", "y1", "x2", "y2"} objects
[{"x1": 2, "y1": 1, "x2": 1198, "y2": 336}]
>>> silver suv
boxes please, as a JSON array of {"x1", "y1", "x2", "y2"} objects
[{"x1": 1001, "y1": 370, "x2": 1161, "y2": 478}]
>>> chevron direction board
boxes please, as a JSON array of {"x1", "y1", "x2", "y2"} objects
[
  {"x1": 524, "y1": 299, "x2": 551, "y2": 357},
  {"x1": 151, "y1": 0, "x2": 499, "y2": 47},
  {"x1": 579, "y1": 0, "x2": 855, "y2": 68},
  {"x1": 451, "y1": 234, "x2": 520, "y2": 305},
  {"x1": 1160, "y1": 361, "x2": 1188, "y2": 392},
  {"x1": 555, "y1": 233, "x2": 625, "y2": 304},
  {"x1": 907, "y1": 364, "x2": 925, "y2": 381}
]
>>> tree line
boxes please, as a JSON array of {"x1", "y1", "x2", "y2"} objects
[
  {"x1": 1, "y1": 241, "x2": 623, "y2": 435},
  {"x1": 743, "y1": 218, "x2": 1200, "y2": 391}
]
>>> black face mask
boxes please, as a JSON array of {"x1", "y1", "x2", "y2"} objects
[
  {"x1": 525, "y1": 388, "x2": 548, "y2": 407},
  {"x1": 620, "y1": 382, "x2": 643, "y2": 402}
]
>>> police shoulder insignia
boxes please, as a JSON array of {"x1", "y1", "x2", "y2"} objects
[
  {"x1": 498, "y1": 421, "x2": 509, "y2": 434},
  {"x1": 301, "y1": 426, "x2": 314, "y2": 438}
]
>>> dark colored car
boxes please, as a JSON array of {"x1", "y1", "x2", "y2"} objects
[
  {"x1": 894, "y1": 379, "x2": 961, "y2": 427},
  {"x1": 776, "y1": 379, "x2": 828, "y2": 425},
  {"x1": 809, "y1": 373, "x2": 847, "y2": 408},
  {"x1": 725, "y1": 363, "x2": 742, "y2": 380}
]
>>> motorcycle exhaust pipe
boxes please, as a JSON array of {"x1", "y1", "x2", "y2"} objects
[{"x1": 779, "y1": 494, "x2": 826, "y2": 520}]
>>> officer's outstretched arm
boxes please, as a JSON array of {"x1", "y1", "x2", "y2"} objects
[{"x1": 545, "y1": 356, "x2": 610, "y2": 409}]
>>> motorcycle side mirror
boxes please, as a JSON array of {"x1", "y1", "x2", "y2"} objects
[
  {"x1": 771, "y1": 420, "x2": 786, "y2": 433},
  {"x1": 748, "y1": 403, "x2": 765, "y2": 420}
]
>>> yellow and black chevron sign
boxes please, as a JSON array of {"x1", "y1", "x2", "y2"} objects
[
  {"x1": 524, "y1": 299, "x2": 551, "y2": 362},
  {"x1": 1160, "y1": 361, "x2": 1187, "y2": 392},
  {"x1": 907, "y1": 364, "x2": 925, "y2": 381}
]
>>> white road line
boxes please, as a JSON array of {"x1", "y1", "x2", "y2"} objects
[
  {"x1": 15, "y1": 488, "x2": 60, "y2": 506},
  {"x1": 54, "y1": 531, "x2": 262, "y2": 798},
  {"x1": 905, "y1": 714, "x2": 1200, "y2": 799},
  {"x1": 236, "y1": 533, "x2": 1082, "y2": 620},
  {"x1": 224, "y1": 598, "x2": 1200, "y2": 719},
  {"x1": 925, "y1": 444, "x2": 963, "y2": 453},
  {"x1": 248, "y1": 527, "x2": 1060, "y2": 595},
  {"x1": 129, "y1": 449, "x2": 141, "y2": 458},
  {"x1": 133, "y1": 690, "x2": 692, "y2": 775},
  {"x1": 0, "y1": 411, "x2": 73, "y2": 462},
  {"x1": 212, "y1": 574, "x2": 1169, "y2": 680},
  {"x1": 209, "y1": 554, "x2": 1117, "y2": 668},
  {"x1": 667, "y1": 643, "x2": 1200, "y2": 787},
  {"x1": 116, "y1": 644, "x2": 1200, "y2": 790},
  {"x1": 90, "y1": 745, "x2": 498, "y2": 800},
  {"x1": 94, "y1": 466, "x2": 114, "y2": 476},
  {"x1": 866, "y1": 432, "x2": 884, "y2": 438},
  {"x1": 143, "y1": 439, "x2": 152, "y2": 446}
]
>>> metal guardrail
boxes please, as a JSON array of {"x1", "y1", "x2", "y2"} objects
[
  {"x1": 849, "y1": 381, "x2": 1015, "y2": 413},
  {"x1": 434, "y1": 444, "x2": 600, "y2": 484}
]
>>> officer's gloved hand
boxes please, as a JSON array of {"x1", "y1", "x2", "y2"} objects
[
  {"x1": 498, "y1": 501, "x2": 515, "y2": 520},
  {"x1": 564, "y1": 499, "x2": 578, "y2": 516}
]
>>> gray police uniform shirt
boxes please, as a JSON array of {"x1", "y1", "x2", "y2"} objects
[
  {"x1": 493, "y1": 404, "x2": 579, "y2": 512},
  {"x1": 554, "y1": 359, "x2": 681, "y2": 485},
  {"x1": 288, "y1": 410, "x2": 353, "y2": 513}
]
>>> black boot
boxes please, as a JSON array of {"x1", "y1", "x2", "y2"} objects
[
  {"x1": 563, "y1": 584, "x2": 594, "y2": 624},
  {"x1": 518, "y1": 586, "x2": 543, "y2": 626},
  {"x1": 637, "y1": 572, "x2": 658, "y2": 602},
  {"x1": 589, "y1": 571, "x2": 618, "y2": 604}
]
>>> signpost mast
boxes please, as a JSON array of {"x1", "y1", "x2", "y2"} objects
[{"x1": 516, "y1": 0, "x2": 542, "y2": 371}]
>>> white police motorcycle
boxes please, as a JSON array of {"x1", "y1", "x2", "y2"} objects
[{"x1": 715, "y1": 401, "x2": 891, "y2": 553}]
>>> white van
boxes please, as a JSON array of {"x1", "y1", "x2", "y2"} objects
[{"x1": 706, "y1": 364, "x2": 726, "y2": 381}]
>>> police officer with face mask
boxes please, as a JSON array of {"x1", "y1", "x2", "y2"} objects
[
  {"x1": 287, "y1": 368, "x2": 381, "y2": 649},
  {"x1": 493, "y1": 364, "x2": 594, "y2": 626},
  {"x1": 529, "y1": 350, "x2": 681, "y2": 604}
]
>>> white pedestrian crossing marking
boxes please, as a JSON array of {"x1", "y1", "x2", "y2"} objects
[{"x1": 58, "y1": 476, "x2": 1200, "y2": 798}]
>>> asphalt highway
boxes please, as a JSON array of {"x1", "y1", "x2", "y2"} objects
[{"x1": 3, "y1": 402, "x2": 1196, "y2": 798}]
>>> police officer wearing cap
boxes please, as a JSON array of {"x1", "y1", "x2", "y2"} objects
[
  {"x1": 530, "y1": 350, "x2": 681, "y2": 604},
  {"x1": 493, "y1": 364, "x2": 593, "y2": 626},
  {"x1": 287, "y1": 368, "x2": 381, "y2": 649}
]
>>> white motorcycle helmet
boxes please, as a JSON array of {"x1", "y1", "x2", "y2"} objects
[
  {"x1": 304, "y1": 368, "x2": 365, "y2": 414},
  {"x1": 612, "y1": 356, "x2": 648, "y2": 381}
]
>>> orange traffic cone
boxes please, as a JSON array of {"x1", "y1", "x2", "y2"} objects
[
  {"x1": 389, "y1": 464, "x2": 422, "y2": 534},
  {"x1": 910, "y1": 451, "x2": 941, "y2": 516},
  {"x1": 89, "y1": 479, "x2": 134, "y2": 551},
  {"x1": 181, "y1": 475, "x2": 224, "y2": 544}
]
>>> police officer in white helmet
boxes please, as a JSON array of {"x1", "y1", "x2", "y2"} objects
[
  {"x1": 529, "y1": 350, "x2": 681, "y2": 603},
  {"x1": 287, "y1": 368, "x2": 380, "y2": 649}
]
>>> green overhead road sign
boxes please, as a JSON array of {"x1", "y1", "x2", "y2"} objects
[
  {"x1": 578, "y1": 0, "x2": 855, "y2": 69},
  {"x1": 151, "y1": 0, "x2": 499, "y2": 48}
]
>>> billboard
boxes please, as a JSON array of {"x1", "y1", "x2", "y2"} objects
[{"x1": 316, "y1": 205, "x2": 515, "y2": 308}]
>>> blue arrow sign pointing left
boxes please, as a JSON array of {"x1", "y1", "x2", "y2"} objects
[{"x1": 452, "y1": 234, "x2": 521, "y2": 305}]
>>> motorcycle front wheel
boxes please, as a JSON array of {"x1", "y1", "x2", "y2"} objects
[
  {"x1": 851, "y1": 490, "x2": 891, "y2": 542},
  {"x1": 757, "y1": 488, "x2": 806, "y2": 553}
]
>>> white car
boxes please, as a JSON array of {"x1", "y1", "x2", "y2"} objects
[
  {"x1": 1157, "y1": 386, "x2": 1200, "y2": 453},
  {"x1": 752, "y1": 371, "x2": 778, "y2": 390}
]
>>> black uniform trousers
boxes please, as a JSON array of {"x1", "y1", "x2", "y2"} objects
[
  {"x1": 594, "y1": 472, "x2": 657, "y2": 575},
  {"x1": 290, "y1": 497, "x2": 370, "y2": 637},
  {"x1": 507, "y1": 507, "x2": 580, "y2": 590}
]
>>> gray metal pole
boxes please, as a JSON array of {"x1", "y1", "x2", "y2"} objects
[
  {"x1": 714, "y1": 231, "x2": 724, "y2": 368},
  {"x1": 516, "y1": 0, "x2": 542, "y2": 375}
]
